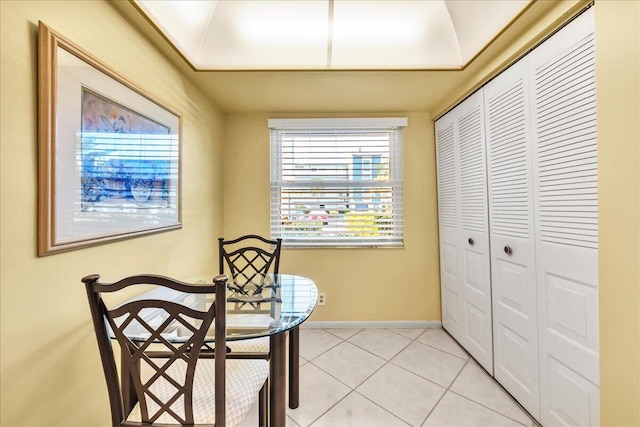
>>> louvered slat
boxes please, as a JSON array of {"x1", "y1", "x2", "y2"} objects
[
  {"x1": 487, "y1": 80, "x2": 530, "y2": 239},
  {"x1": 459, "y1": 106, "x2": 487, "y2": 233},
  {"x1": 534, "y1": 35, "x2": 597, "y2": 249},
  {"x1": 436, "y1": 123, "x2": 457, "y2": 229}
]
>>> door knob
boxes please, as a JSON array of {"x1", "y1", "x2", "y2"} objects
[
  {"x1": 468, "y1": 238, "x2": 474, "y2": 246},
  {"x1": 504, "y1": 245, "x2": 513, "y2": 255}
]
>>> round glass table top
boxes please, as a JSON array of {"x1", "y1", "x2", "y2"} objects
[{"x1": 113, "y1": 274, "x2": 318, "y2": 343}]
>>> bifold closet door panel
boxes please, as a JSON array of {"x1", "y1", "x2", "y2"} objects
[
  {"x1": 484, "y1": 58, "x2": 540, "y2": 419},
  {"x1": 436, "y1": 113, "x2": 464, "y2": 342},
  {"x1": 455, "y1": 91, "x2": 493, "y2": 373},
  {"x1": 436, "y1": 92, "x2": 493, "y2": 373},
  {"x1": 529, "y1": 8, "x2": 599, "y2": 426}
]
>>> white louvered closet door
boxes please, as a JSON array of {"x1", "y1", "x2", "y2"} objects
[
  {"x1": 529, "y1": 8, "x2": 599, "y2": 426},
  {"x1": 455, "y1": 91, "x2": 493, "y2": 373},
  {"x1": 484, "y1": 58, "x2": 541, "y2": 419},
  {"x1": 436, "y1": 92, "x2": 493, "y2": 373},
  {"x1": 436, "y1": 111, "x2": 464, "y2": 342}
]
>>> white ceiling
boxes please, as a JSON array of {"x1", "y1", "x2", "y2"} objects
[{"x1": 133, "y1": 0, "x2": 531, "y2": 70}]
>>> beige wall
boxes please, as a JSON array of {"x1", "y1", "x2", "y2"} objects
[
  {"x1": 224, "y1": 112, "x2": 441, "y2": 322},
  {"x1": 596, "y1": 2, "x2": 640, "y2": 426},
  {"x1": 0, "y1": 1, "x2": 224, "y2": 426}
]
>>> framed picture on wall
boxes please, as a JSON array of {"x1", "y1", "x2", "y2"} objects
[{"x1": 37, "y1": 22, "x2": 182, "y2": 256}]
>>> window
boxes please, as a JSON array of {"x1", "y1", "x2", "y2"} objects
[{"x1": 269, "y1": 117, "x2": 406, "y2": 247}]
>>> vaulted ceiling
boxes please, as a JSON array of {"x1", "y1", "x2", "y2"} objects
[
  {"x1": 110, "y1": 0, "x2": 567, "y2": 113},
  {"x1": 132, "y1": 0, "x2": 530, "y2": 70}
]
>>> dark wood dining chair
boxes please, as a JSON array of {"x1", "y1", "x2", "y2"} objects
[
  {"x1": 219, "y1": 234, "x2": 282, "y2": 299},
  {"x1": 218, "y1": 235, "x2": 302, "y2": 408},
  {"x1": 81, "y1": 273, "x2": 269, "y2": 427}
]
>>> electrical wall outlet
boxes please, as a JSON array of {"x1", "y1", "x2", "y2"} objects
[{"x1": 318, "y1": 293, "x2": 326, "y2": 305}]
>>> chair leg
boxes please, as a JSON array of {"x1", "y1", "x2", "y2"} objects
[{"x1": 259, "y1": 378, "x2": 268, "y2": 427}]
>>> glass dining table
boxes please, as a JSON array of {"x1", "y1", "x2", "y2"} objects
[{"x1": 116, "y1": 274, "x2": 318, "y2": 427}]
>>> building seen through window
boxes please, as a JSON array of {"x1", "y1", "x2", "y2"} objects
[{"x1": 269, "y1": 118, "x2": 406, "y2": 247}]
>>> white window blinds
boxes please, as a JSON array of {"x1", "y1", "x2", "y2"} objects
[{"x1": 269, "y1": 118, "x2": 406, "y2": 247}]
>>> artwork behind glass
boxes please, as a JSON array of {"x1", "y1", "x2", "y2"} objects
[{"x1": 80, "y1": 89, "x2": 174, "y2": 211}]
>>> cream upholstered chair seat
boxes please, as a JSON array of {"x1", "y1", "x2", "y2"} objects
[
  {"x1": 128, "y1": 359, "x2": 269, "y2": 426},
  {"x1": 227, "y1": 313, "x2": 272, "y2": 354},
  {"x1": 228, "y1": 337, "x2": 270, "y2": 353}
]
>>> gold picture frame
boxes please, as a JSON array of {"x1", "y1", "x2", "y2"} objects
[{"x1": 37, "y1": 22, "x2": 182, "y2": 256}]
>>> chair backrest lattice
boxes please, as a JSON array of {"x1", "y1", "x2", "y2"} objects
[
  {"x1": 109, "y1": 300, "x2": 213, "y2": 425},
  {"x1": 219, "y1": 235, "x2": 282, "y2": 296},
  {"x1": 82, "y1": 274, "x2": 228, "y2": 427}
]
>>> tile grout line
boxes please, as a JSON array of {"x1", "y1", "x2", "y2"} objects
[
  {"x1": 300, "y1": 331, "x2": 359, "y2": 426},
  {"x1": 350, "y1": 389, "x2": 414, "y2": 427},
  {"x1": 446, "y1": 388, "x2": 533, "y2": 427},
  {"x1": 419, "y1": 357, "x2": 471, "y2": 426},
  {"x1": 385, "y1": 338, "x2": 469, "y2": 392},
  {"x1": 325, "y1": 328, "x2": 443, "y2": 426},
  {"x1": 302, "y1": 328, "x2": 464, "y2": 426},
  {"x1": 312, "y1": 328, "x2": 418, "y2": 388},
  {"x1": 346, "y1": 329, "x2": 427, "y2": 426},
  {"x1": 299, "y1": 328, "x2": 534, "y2": 427},
  {"x1": 304, "y1": 329, "x2": 393, "y2": 425},
  {"x1": 437, "y1": 330, "x2": 536, "y2": 426},
  {"x1": 361, "y1": 328, "x2": 480, "y2": 427},
  {"x1": 306, "y1": 340, "x2": 366, "y2": 426},
  {"x1": 290, "y1": 330, "x2": 348, "y2": 426},
  {"x1": 303, "y1": 328, "x2": 421, "y2": 426}
]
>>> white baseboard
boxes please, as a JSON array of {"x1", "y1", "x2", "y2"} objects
[{"x1": 301, "y1": 320, "x2": 442, "y2": 329}]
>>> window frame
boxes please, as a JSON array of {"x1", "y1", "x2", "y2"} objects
[{"x1": 268, "y1": 117, "x2": 407, "y2": 248}]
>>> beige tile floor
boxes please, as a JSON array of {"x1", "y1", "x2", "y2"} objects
[{"x1": 241, "y1": 328, "x2": 537, "y2": 427}]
